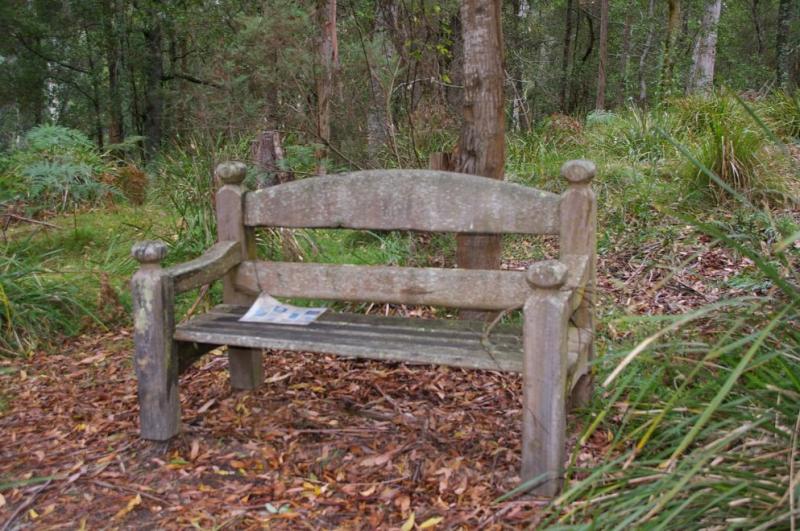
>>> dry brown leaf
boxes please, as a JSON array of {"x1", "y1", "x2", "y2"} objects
[{"x1": 112, "y1": 494, "x2": 141, "y2": 521}]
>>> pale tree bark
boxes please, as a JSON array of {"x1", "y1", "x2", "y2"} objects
[
  {"x1": 776, "y1": 0, "x2": 793, "y2": 91},
  {"x1": 316, "y1": 0, "x2": 338, "y2": 175},
  {"x1": 595, "y1": 0, "x2": 609, "y2": 110},
  {"x1": 366, "y1": 3, "x2": 393, "y2": 163},
  {"x1": 618, "y1": 10, "x2": 634, "y2": 106},
  {"x1": 660, "y1": 0, "x2": 682, "y2": 97},
  {"x1": 638, "y1": 0, "x2": 656, "y2": 104},
  {"x1": 687, "y1": 0, "x2": 722, "y2": 93},
  {"x1": 455, "y1": 0, "x2": 505, "y2": 320}
]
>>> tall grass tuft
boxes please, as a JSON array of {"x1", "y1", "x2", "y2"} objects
[
  {"x1": 670, "y1": 92, "x2": 792, "y2": 204},
  {"x1": 0, "y1": 246, "x2": 96, "y2": 356},
  {"x1": 765, "y1": 90, "x2": 800, "y2": 140}
]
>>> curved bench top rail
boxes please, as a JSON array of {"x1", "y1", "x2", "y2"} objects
[{"x1": 243, "y1": 170, "x2": 561, "y2": 235}]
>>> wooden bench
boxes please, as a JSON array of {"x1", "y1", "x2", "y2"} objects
[{"x1": 130, "y1": 160, "x2": 597, "y2": 496}]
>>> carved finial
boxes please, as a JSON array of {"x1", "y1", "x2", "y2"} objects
[
  {"x1": 561, "y1": 160, "x2": 596, "y2": 184},
  {"x1": 526, "y1": 260, "x2": 568, "y2": 289},
  {"x1": 215, "y1": 161, "x2": 247, "y2": 185},
  {"x1": 132, "y1": 240, "x2": 167, "y2": 265}
]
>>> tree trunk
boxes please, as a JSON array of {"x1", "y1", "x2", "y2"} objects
[
  {"x1": 595, "y1": 0, "x2": 609, "y2": 110},
  {"x1": 618, "y1": 10, "x2": 634, "y2": 106},
  {"x1": 638, "y1": 0, "x2": 657, "y2": 104},
  {"x1": 559, "y1": 0, "x2": 575, "y2": 111},
  {"x1": 251, "y1": 130, "x2": 292, "y2": 188},
  {"x1": 776, "y1": 0, "x2": 792, "y2": 90},
  {"x1": 660, "y1": 0, "x2": 682, "y2": 97},
  {"x1": 366, "y1": 3, "x2": 392, "y2": 163},
  {"x1": 750, "y1": 0, "x2": 763, "y2": 56},
  {"x1": 687, "y1": 0, "x2": 722, "y2": 93},
  {"x1": 143, "y1": 18, "x2": 164, "y2": 158},
  {"x1": 455, "y1": 0, "x2": 505, "y2": 320},
  {"x1": 103, "y1": 0, "x2": 124, "y2": 146},
  {"x1": 316, "y1": 0, "x2": 338, "y2": 175}
]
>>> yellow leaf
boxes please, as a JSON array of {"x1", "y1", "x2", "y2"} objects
[
  {"x1": 420, "y1": 516, "x2": 443, "y2": 529},
  {"x1": 28, "y1": 508, "x2": 39, "y2": 519},
  {"x1": 401, "y1": 512, "x2": 415, "y2": 531},
  {"x1": 113, "y1": 494, "x2": 141, "y2": 521},
  {"x1": 302, "y1": 482, "x2": 322, "y2": 496}
]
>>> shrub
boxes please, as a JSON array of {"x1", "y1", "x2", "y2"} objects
[
  {"x1": 1, "y1": 125, "x2": 117, "y2": 214},
  {"x1": 672, "y1": 93, "x2": 790, "y2": 204}
]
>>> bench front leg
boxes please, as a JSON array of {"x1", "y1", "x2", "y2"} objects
[
  {"x1": 131, "y1": 241, "x2": 180, "y2": 440},
  {"x1": 522, "y1": 261, "x2": 572, "y2": 496}
]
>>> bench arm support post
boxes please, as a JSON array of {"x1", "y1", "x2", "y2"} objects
[
  {"x1": 131, "y1": 240, "x2": 180, "y2": 440},
  {"x1": 522, "y1": 263, "x2": 571, "y2": 496}
]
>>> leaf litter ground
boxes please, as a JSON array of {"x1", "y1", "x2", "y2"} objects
[{"x1": 0, "y1": 226, "x2": 777, "y2": 529}]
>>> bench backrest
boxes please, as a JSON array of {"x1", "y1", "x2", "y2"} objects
[
  {"x1": 216, "y1": 161, "x2": 596, "y2": 311},
  {"x1": 244, "y1": 170, "x2": 560, "y2": 234}
]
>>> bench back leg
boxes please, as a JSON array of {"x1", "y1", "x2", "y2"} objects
[
  {"x1": 215, "y1": 162, "x2": 264, "y2": 389},
  {"x1": 131, "y1": 241, "x2": 180, "y2": 440},
  {"x1": 521, "y1": 289, "x2": 571, "y2": 497}
]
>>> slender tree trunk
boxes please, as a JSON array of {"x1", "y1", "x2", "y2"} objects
[
  {"x1": 776, "y1": 0, "x2": 793, "y2": 90},
  {"x1": 86, "y1": 30, "x2": 104, "y2": 150},
  {"x1": 455, "y1": 0, "x2": 505, "y2": 319},
  {"x1": 316, "y1": 0, "x2": 338, "y2": 175},
  {"x1": 660, "y1": 0, "x2": 682, "y2": 97},
  {"x1": 750, "y1": 0, "x2": 763, "y2": 56},
  {"x1": 103, "y1": 0, "x2": 123, "y2": 145},
  {"x1": 595, "y1": 0, "x2": 609, "y2": 110},
  {"x1": 638, "y1": 0, "x2": 657, "y2": 104},
  {"x1": 143, "y1": 17, "x2": 164, "y2": 158},
  {"x1": 687, "y1": 0, "x2": 722, "y2": 93},
  {"x1": 559, "y1": 0, "x2": 575, "y2": 111},
  {"x1": 366, "y1": 3, "x2": 391, "y2": 163},
  {"x1": 619, "y1": 10, "x2": 633, "y2": 106}
]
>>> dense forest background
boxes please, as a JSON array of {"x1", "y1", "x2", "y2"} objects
[{"x1": 0, "y1": 0, "x2": 797, "y2": 162}]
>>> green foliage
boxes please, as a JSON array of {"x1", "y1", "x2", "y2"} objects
[
  {"x1": 764, "y1": 90, "x2": 800, "y2": 140},
  {"x1": 150, "y1": 135, "x2": 250, "y2": 260},
  {"x1": 670, "y1": 93, "x2": 791, "y2": 204},
  {"x1": 0, "y1": 246, "x2": 94, "y2": 356},
  {"x1": 1, "y1": 125, "x2": 116, "y2": 213}
]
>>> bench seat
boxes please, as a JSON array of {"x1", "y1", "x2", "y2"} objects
[{"x1": 175, "y1": 304, "x2": 591, "y2": 379}]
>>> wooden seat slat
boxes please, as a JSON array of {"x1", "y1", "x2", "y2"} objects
[{"x1": 174, "y1": 305, "x2": 590, "y2": 376}]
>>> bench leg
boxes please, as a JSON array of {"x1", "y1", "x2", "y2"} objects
[
  {"x1": 228, "y1": 347, "x2": 264, "y2": 390},
  {"x1": 521, "y1": 291, "x2": 570, "y2": 496},
  {"x1": 132, "y1": 267, "x2": 180, "y2": 440}
]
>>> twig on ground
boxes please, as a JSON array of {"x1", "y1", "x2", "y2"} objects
[
  {"x1": 2, "y1": 213, "x2": 58, "y2": 228},
  {"x1": 1, "y1": 478, "x2": 54, "y2": 531}
]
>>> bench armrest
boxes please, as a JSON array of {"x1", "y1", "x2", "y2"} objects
[{"x1": 166, "y1": 240, "x2": 242, "y2": 294}]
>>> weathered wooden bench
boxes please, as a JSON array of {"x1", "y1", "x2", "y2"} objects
[{"x1": 130, "y1": 159, "x2": 597, "y2": 496}]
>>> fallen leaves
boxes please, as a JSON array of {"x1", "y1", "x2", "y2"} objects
[
  {"x1": 112, "y1": 494, "x2": 141, "y2": 521},
  {"x1": 0, "y1": 330, "x2": 543, "y2": 528}
]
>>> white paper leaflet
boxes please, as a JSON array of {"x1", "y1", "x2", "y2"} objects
[{"x1": 238, "y1": 293, "x2": 327, "y2": 326}]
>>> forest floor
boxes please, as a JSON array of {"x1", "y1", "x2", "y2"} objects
[{"x1": 0, "y1": 211, "x2": 770, "y2": 530}]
